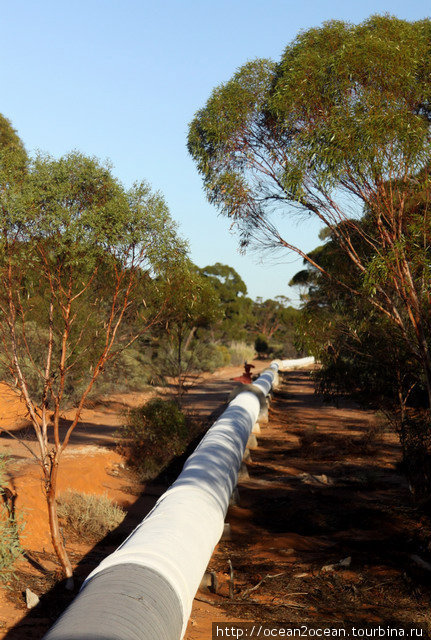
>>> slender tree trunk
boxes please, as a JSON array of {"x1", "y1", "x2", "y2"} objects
[
  {"x1": 46, "y1": 460, "x2": 74, "y2": 589},
  {"x1": 183, "y1": 326, "x2": 196, "y2": 352},
  {"x1": 177, "y1": 332, "x2": 183, "y2": 400},
  {"x1": 399, "y1": 263, "x2": 431, "y2": 410},
  {"x1": 410, "y1": 315, "x2": 431, "y2": 411},
  {"x1": 420, "y1": 351, "x2": 431, "y2": 411},
  {"x1": 396, "y1": 368, "x2": 406, "y2": 424}
]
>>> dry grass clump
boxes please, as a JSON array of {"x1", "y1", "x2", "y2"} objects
[
  {"x1": 228, "y1": 342, "x2": 255, "y2": 366},
  {"x1": 57, "y1": 490, "x2": 126, "y2": 542}
]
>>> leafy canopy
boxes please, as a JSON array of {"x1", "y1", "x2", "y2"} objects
[
  {"x1": 0, "y1": 147, "x2": 187, "y2": 405},
  {"x1": 199, "y1": 263, "x2": 252, "y2": 341},
  {"x1": 188, "y1": 15, "x2": 431, "y2": 244}
]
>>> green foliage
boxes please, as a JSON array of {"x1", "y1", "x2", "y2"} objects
[
  {"x1": 0, "y1": 113, "x2": 28, "y2": 185},
  {"x1": 188, "y1": 14, "x2": 431, "y2": 243},
  {"x1": 0, "y1": 115, "x2": 189, "y2": 578},
  {"x1": 213, "y1": 344, "x2": 231, "y2": 367},
  {"x1": 57, "y1": 490, "x2": 126, "y2": 541},
  {"x1": 291, "y1": 226, "x2": 431, "y2": 496},
  {"x1": 0, "y1": 131, "x2": 187, "y2": 407},
  {"x1": 152, "y1": 337, "x2": 224, "y2": 383},
  {"x1": 251, "y1": 297, "x2": 300, "y2": 357},
  {"x1": 0, "y1": 455, "x2": 23, "y2": 581},
  {"x1": 199, "y1": 263, "x2": 252, "y2": 341},
  {"x1": 87, "y1": 342, "x2": 154, "y2": 397},
  {"x1": 152, "y1": 259, "x2": 222, "y2": 395},
  {"x1": 117, "y1": 398, "x2": 196, "y2": 479},
  {"x1": 292, "y1": 221, "x2": 428, "y2": 408},
  {"x1": 157, "y1": 259, "x2": 221, "y2": 334},
  {"x1": 255, "y1": 334, "x2": 269, "y2": 356},
  {"x1": 188, "y1": 58, "x2": 276, "y2": 220},
  {"x1": 189, "y1": 16, "x2": 431, "y2": 226},
  {"x1": 0, "y1": 513, "x2": 22, "y2": 583},
  {"x1": 270, "y1": 17, "x2": 431, "y2": 189}
]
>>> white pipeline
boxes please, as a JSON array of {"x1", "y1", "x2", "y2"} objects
[
  {"x1": 43, "y1": 364, "x2": 278, "y2": 640},
  {"x1": 274, "y1": 356, "x2": 315, "y2": 371}
]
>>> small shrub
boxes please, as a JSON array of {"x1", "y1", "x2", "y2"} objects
[
  {"x1": 0, "y1": 455, "x2": 23, "y2": 581},
  {"x1": 198, "y1": 343, "x2": 231, "y2": 372},
  {"x1": 228, "y1": 341, "x2": 255, "y2": 366},
  {"x1": 57, "y1": 490, "x2": 126, "y2": 541},
  {"x1": 271, "y1": 341, "x2": 299, "y2": 359},
  {"x1": 215, "y1": 345, "x2": 231, "y2": 366},
  {"x1": 117, "y1": 398, "x2": 196, "y2": 479},
  {"x1": 86, "y1": 344, "x2": 153, "y2": 400},
  {"x1": 255, "y1": 334, "x2": 269, "y2": 357},
  {"x1": 152, "y1": 339, "x2": 232, "y2": 385}
]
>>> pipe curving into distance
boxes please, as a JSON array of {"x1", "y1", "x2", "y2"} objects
[
  {"x1": 42, "y1": 363, "x2": 279, "y2": 640},
  {"x1": 274, "y1": 356, "x2": 315, "y2": 371}
]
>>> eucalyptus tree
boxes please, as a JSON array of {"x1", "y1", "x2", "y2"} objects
[
  {"x1": 0, "y1": 122, "x2": 186, "y2": 582},
  {"x1": 199, "y1": 263, "x2": 252, "y2": 341},
  {"x1": 155, "y1": 259, "x2": 221, "y2": 398},
  {"x1": 188, "y1": 15, "x2": 431, "y2": 408}
]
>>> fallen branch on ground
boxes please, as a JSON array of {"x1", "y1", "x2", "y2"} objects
[{"x1": 240, "y1": 572, "x2": 285, "y2": 599}]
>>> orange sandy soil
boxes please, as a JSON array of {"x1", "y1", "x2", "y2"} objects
[{"x1": 1, "y1": 366, "x2": 431, "y2": 638}]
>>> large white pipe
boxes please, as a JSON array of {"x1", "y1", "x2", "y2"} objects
[
  {"x1": 274, "y1": 356, "x2": 315, "y2": 371},
  {"x1": 43, "y1": 364, "x2": 278, "y2": 640}
]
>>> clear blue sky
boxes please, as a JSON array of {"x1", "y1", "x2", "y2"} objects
[{"x1": 1, "y1": 0, "x2": 428, "y2": 304}]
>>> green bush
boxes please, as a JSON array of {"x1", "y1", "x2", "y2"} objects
[
  {"x1": 228, "y1": 341, "x2": 255, "y2": 366},
  {"x1": 0, "y1": 455, "x2": 23, "y2": 581},
  {"x1": 90, "y1": 344, "x2": 153, "y2": 396},
  {"x1": 57, "y1": 490, "x2": 126, "y2": 542},
  {"x1": 152, "y1": 338, "x2": 232, "y2": 385},
  {"x1": 117, "y1": 398, "x2": 195, "y2": 479},
  {"x1": 0, "y1": 512, "x2": 22, "y2": 581},
  {"x1": 198, "y1": 343, "x2": 231, "y2": 372},
  {"x1": 214, "y1": 345, "x2": 231, "y2": 367},
  {"x1": 254, "y1": 334, "x2": 269, "y2": 357}
]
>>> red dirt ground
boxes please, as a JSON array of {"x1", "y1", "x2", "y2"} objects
[{"x1": 0, "y1": 365, "x2": 430, "y2": 638}]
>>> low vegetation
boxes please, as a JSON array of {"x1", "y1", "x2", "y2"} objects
[
  {"x1": 0, "y1": 455, "x2": 23, "y2": 581},
  {"x1": 57, "y1": 490, "x2": 126, "y2": 542},
  {"x1": 227, "y1": 341, "x2": 256, "y2": 366},
  {"x1": 117, "y1": 398, "x2": 202, "y2": 480}
]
